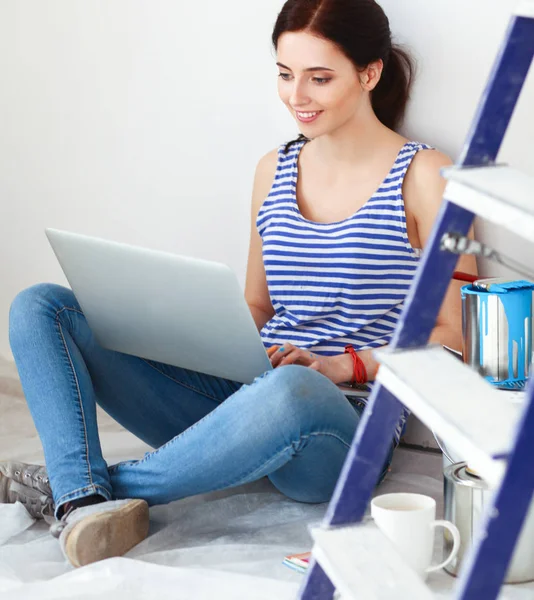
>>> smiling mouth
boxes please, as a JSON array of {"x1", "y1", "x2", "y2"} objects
[{"x1": 295, "y1": 110, "x2": 323, "y2": 123}]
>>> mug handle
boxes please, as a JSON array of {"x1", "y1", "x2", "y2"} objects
[{"x1": 426, "y1": 520, "x2": 461, "y2": 573}]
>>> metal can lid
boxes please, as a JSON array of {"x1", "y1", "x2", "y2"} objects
[
  {"x1": 444, "y1": 462, "x2": 491, "y2": 489},
  {"x1": 465, "y1": 465, "x2": 481, "y2": 477}
]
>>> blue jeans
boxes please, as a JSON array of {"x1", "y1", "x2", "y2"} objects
[{"x1": 9, "y1": 283, "x2": 393, "y2": 518}]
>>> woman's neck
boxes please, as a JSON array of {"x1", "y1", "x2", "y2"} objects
[{"x1": 308, "y1": 110, "x2": 401, "y2": 167}]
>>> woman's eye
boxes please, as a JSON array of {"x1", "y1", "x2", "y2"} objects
[{"x1": 277, "y1": 73, "x2": 331, "y2": 84}]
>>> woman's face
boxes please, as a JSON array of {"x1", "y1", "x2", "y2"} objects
[{"x1": 276, "y1": 31, "x2": 372, "y2": 138}]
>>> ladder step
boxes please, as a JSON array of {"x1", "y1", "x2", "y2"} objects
[
  {"x1": 311, "y1": 522, "x2": 434, "y2": 600},
  {"x1": 374, "y1": 345, "x2": 523, "y2": 486},
  {"x1": 442, "y1": 165, "x2": 534, "y2": 244}
]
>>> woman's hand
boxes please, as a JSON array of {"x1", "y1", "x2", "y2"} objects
[{"x1": 267, "y1": 343, "x2": 353, "y2": 384}]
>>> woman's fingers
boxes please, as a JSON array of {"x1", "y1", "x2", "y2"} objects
[
  {"x1": 269, "y1": 343, "x2": 319, "y2": 369},
  {"x1": 268, "y1": 345, "x2": 290, "y2": 367},
  {"x1": 278, "y1": 351, "x2": 298, "y2": 366},
  {"x1": 270, "y1": 343, "x2": 296, "y2": 367},
  {"x1": 278, "y1": 346, "x2": 312, "y2": 367}
]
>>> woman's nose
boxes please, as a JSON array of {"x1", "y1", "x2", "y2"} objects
[{"x1": 289, "y1": 81, "x2": 311, "y2": 108}]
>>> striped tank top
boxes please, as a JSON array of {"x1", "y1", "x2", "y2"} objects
[{"x1": 257, "y1": 139, "x2": 431, "y2": 442}]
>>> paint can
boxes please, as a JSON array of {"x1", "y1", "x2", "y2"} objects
[
  {"x1": 444, "y1": 462, "x2": 534, "y2": 583},
  {"x1": 461, "y1": 280, "x2": 532, "y2": 388}
]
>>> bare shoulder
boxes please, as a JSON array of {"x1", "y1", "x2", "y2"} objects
[
  {"x1": 404, "y1": 148, "x2": 453, "y2": 194},
  {"x1": 404, "y1": 148, "x2": 452, "y2": 214},
  {"x1": 256, "y1": 147, "x2": 279, "y2": 176},
  {"x1": 251, "y1": 148, "x2": 279, "y2": 213}
]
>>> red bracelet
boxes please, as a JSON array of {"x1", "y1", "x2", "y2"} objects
[{"x1": 344, "y1": 345, "x2": 368, "y2": 386}]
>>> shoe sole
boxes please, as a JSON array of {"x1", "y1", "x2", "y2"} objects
[{"x1": 64, "y1": 499, "x2": 149, "y2": 568}]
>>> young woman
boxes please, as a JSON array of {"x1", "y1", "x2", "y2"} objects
[{"x1": 1, "y1": 0, "x2": 475, "y2": 568}]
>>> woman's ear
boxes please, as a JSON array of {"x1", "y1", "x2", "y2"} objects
[{"x1": 360, "y1": 59, "x2": 384, "y2": 92}]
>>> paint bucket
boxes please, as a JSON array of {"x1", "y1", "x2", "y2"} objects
[
  {"x1": 444, "y1": 462, "x2": 534, "y2": 583},
  {"x1": 461, "y1": 281, "x2": 532, "y2": 388}
]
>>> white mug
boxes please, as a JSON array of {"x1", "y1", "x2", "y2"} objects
[{"x1": 371, "y1": 492, "x2": 461, "y2": 581}]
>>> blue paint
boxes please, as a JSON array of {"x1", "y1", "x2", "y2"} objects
[
  {"x1": 486, "y1": 280, "x2": 534, "y2": 294},
  {"x1": 500, "y1": 288, "x2": 531, "y2": 380},
  {"x1": 480, "y1": 294, "x2": 488, "y2": 368},
  {"x1": 462, "y1": 283, "x2": 532, "y2": 384}
]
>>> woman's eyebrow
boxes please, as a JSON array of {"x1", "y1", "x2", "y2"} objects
[{"x1": 276, "y1": 62, "x2": 335, "y2": 72}]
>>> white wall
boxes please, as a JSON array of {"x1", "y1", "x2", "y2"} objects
[{"x1": 1, "y1": 0, "x2": 533, "y2": 361}]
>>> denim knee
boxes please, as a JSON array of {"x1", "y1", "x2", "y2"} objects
[
  {"x1": 250, "y1": 365, "x2": 355, "y2": 440},
  {"x1": 9, "y1": 283, "x2": 77, "y2": 342},
  {"x1": 254, "y1": 365, "x2": 337, "y2": 419},
  {"x1": 10, "y1": 283, "x2": 75, "y2": 320}
]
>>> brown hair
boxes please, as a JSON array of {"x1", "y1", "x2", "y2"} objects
[{"x1": 272, "y1": 0, "x2": 414, "y2": 151}]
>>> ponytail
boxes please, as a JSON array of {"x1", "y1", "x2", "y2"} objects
[{"x1": 371, "y1": 45, "x2": 414, "y2": 131}]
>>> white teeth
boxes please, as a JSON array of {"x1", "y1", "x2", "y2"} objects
[{"x1": 297, "y1": 111, "x2": 319, "y2": 118}]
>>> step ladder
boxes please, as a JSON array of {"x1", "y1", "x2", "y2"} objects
[{"x1": 299, "y1": 3, "x2": 534, "y2": 599}]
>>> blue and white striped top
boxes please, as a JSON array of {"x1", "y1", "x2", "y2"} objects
[{"x1": 257, "y1": 139, "x2": 431, "y2": 442}]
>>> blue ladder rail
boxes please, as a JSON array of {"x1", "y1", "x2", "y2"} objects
[{"x1": 298, "y1": 9, "x2": 534, "y2": 600}]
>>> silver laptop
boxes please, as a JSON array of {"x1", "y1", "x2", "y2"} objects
[{"x1": 45, "y1": 228, "x2": 273, "y2": 384}]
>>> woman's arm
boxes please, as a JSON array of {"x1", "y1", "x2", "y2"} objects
[{"x1": 244, "y1": 150, "x2": 278, "y2": 332}]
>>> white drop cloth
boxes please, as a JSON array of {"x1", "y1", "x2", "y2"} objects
[{"x1": 1, "y1": 357, "x2": 532, "y2": 599}]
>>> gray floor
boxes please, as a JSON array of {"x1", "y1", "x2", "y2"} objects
[{"x1": 1, "y1": 357, "x2": 533, "y2": 599}]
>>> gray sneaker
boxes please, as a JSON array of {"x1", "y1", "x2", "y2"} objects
[
  {"x1": 50, "y1": 498, "x2": 149, "y2": 567},
  {"x1": 0, "y1": 462, "x2": 54, "y2": 519}
]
